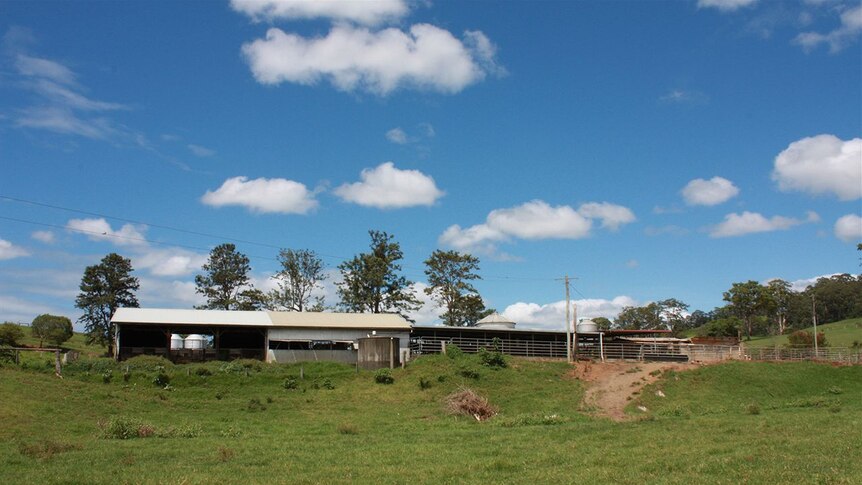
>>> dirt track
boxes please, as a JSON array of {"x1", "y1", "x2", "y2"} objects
[{"x1": 570, "y1": 361, "x2": 694, "y2": 421}]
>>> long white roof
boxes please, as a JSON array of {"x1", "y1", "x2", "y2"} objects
[{"x1": 111, "y1": 308, "x2": 411, "y2": 329}]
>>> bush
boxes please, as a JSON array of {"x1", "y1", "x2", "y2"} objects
[
  {"x1": 124, "y1": 355, "x2": 173, "y2": 372},
  {"x1": 101, "y1": 370, "x2": 113, "y2": 384},
  {"x1": 100, "y1": 417, "x2": 151, "y2": 440},
  {"x1": 0, "y1": 322, "x2": 25, "y2": 347},
  {"x1": 445, "y1": 344, "x2": 464, "y2": 360},
  {"x1": 445, "y1": 387, "x2": 497, "y2": 421},
  {"x1": 478, "y1": 348, "x2": 507, "y2": 369},
  {"x1": 786, "y1": 330, "x2": 828, "y2": 349},
  {"x1": 374, "y1": 369, "x2": 394, "y2": 384},
  {"x1": 283, "y1": 377, "x2": 299, "y2": 390},
  {"x1": 194, "y1": 367, "x2": 213, "y2": 377},
  {"x1": 153, "y1": 366, "x2": 171, "y2": 388},
  {"x1": 418, "y1": 377, "x2": 432, "y2": 390},
  {"x1": 457, "y1": 365, "x2": 481, "y2": 380},
  {"x1": 247, "y1": 398, "x2": 266, "y2": 412}
]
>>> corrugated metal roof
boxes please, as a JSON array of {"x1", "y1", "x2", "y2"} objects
[
  {"x1": 265, "y1": 311, "x2": 410, "y2": 329},
  {"x1": 111, "y1": 308, "x2": 410, "y2": 329}
]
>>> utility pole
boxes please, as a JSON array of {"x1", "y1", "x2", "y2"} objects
[
  {"x1": 565, "y1": 275, "x2": 571, "y2": 363},
  {"x1": 812, "y1": 296, "x2": 819, "y2": 357}
]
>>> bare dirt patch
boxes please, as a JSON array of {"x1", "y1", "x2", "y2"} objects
[{"x1": 570, "y1": 361, "x2": 694, "y2": 421}]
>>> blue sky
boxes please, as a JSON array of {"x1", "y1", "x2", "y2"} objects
[{"x1": 1, "y1": 0, "x2": 860, "y2": 329}]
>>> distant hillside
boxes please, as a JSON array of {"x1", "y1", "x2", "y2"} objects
[{"x1": 744, "y1": 318, "x2": 862, "y2": 349}]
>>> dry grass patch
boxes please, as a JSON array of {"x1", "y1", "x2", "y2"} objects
[{"x1": 445, "y1": 387, "x2": 497, "y2": 421}]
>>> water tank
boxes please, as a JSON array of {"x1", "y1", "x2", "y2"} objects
[
  {"x1": 184, "y1": 334, "x2": 206, "y2": 350},
  {"x1": 577, "y1": 319, "x2": 599, "y2": 333},
  {"x1": 475, "y1": 312, "x2": 516, "y2": 329},
  {"x1": 170, "y1": 334, "x2": 184, "y2": 350}
]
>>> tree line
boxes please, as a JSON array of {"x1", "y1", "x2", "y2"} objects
[
  {"x1": 72, "y1": 230, "x2": 493, "y2": 353},
  {"x1": 609, "y1": 274, "x2": 862, "y2": 340}
]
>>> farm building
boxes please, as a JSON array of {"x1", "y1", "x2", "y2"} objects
[{"x1": 111, "y1": 308, "x2": 410, "y2": 367}]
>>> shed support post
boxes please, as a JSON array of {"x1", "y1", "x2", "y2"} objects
[{"x1": 389, "y1": 338, "x2": 394, "y2": 370}]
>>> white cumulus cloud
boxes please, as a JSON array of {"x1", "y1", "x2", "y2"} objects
[
  {"x1": 772, "y1": 134, "x2": 862, "y2": 201},
  {"x1": 440, "y1": 200, "x2": 635, "y2": 255},
  {"x1": 708, "y1": 211, "x2": 817, "y2": 238},
  {"x1": 230, "y1": 0, "x2": 409, "y2": 25},
  {"x1": 188, "y1": 144, "x2": 216, "y2": 157},
  {"x1": 502, "y1": 296, "x2": 639, "y2": 331},
  {"x1": 66, "y1": 218, "x2": 147, "y2": 246},
  {"x1": 334, "y1": 162, "x2": 444, "y2": 209},
  {"x1": 697, "y1": 0, "x2": 758, "y2": 11},
  {"x1": 202, "y1": 176, "x2": 318, "y2": 214},
  {"x1": 834, "y1": 214, "x2": 862, "y2": 243},
  {"x1": 240, "y1": 24, "x2": 500, "y2": 95},
  {"x1": 0, "y1": 239, "x2": 30, "y2": 260},
  {"x1": 682, "y1": 176, "x2": 740, "y2": 206},
  {"x1": 134, "y1": 249, "x2": 208, "y2": 277}
]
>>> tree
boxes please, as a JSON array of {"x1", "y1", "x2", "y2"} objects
[
  {"x1": 195, "y1": 243, "x2": 263, "y2": 310},
  {"x1": 765, "y1": 279, "x2": 793, "y2": 335},
  {"x1": 337, "y1": 230, "x2": 420, "y2": 319},
  {"x1": 722, "y1": 280, "x2": 769, "y2": 340},
  {"x1": 615, "y1": 304, "x2": 662, "y2": 330},
  {"x1": 0, "y1": 322, "x2": 25, "y2": 346},
  {"x1": 266, "y1": 249, "x2": 327, "y2": 312},
  {"x1": 75, "y1": 253, "x2": 140, "y2": 355},
  {"x1": 657, "y1": 298, "x2": 689, "y2": 335},
  {"x1": 424, "y1": 250, "x2": 489, "y2": 326},
  {"x1": 592, "y1": 317, "x2": 612, "y2": 331},
  {"x1": 31, "y1": 314, "x2": 73, "y2": 347}
]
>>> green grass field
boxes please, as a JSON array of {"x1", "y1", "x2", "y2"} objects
[
  {"x1": 745, "y1": 318, "x2": 862, "y2": 349},
  {"x1": 1, "y1": 353, "x2": 859, "y2": 484},
  {"x1": 16, "y1": 330, "x2": 108, "y2": 357}
]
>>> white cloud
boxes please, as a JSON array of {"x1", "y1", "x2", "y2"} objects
[
  {"x1": 440, "y1": 200, "x2": 635, "y2": 255},
  {"x1": 230, "y1": 0, "x2": 409, "y2": 25},
  {"x1": 772, "y1": 134, "x2": 862, "y2": 200},
  {"x1": 334, "y1": 162, "x2": 444, "y2": 209},
  {"x1": 708, "y1": 211, "x2": 816, "y2": 238},
  {"x1": 407, "y1": 282, "x2": 445, "y2": 325},
  {"x1": 784, "y1": 273, "x2": 842, "y2": 292},
  {"x1": 134, "y1": 249, "x2": 208, "y2": 277},
  {"x1": 659, "y1": 89, "x2": 708, "y2": 104},
  {"x1": 65, "y1": 218, "x2": 148, "y2": 246},
  {"x1": 202, "y1": 176, "x2": 318, "y2": 214},
  {"x1": 241, "y1": 24, "x2": 501, "y2": 95},
  {"x1": 697, "y1": 0, "x2": 758, "y2": 11},
  {"x1": 0, "y1": 239, "x2": 30, "y2": 260},
  {"x1": 0, "y1": 295, "x2": 60, "y2": 324},
  {"x1": 137, "y1": 278, "x2": 203, "y2": 309},
  {"x1": 795, "y1": 5, "x2": 862, "y2": 53},
  {"x1": 188, "y1": 144, "x2": 216, "y2": 157},
  {"x1": 834, "y1": 214, "x2": 862, "y2": 243},
  {"x1": 681, "y1": 176, "x2": 740, "y2": 206},
  {"x1": 386, "y1": 128, "x2": 408, "y2": 144},
  {"x1": 31, "y1": 230, "x2": 55, "y2": 244},
  {"x1": 502, "y1": 296, "x2": 639, "y2": 331},
  {"x1": 15, "y1": 54, "x2": 76, "y2": 84},
  {"x1": 577, "y1": 202, "x2": 636, "y2": 230}
]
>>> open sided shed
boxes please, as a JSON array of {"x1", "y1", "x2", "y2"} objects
[{"x1": 112, "y1": 308, "x2": 411, "y2": 364}]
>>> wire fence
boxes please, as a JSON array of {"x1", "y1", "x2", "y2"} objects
[{"x1": 743, "y1": 346, "x2": 862, "y2": 364}]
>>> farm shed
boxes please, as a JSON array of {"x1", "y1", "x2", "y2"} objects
[{"x1": 111, "y1": 308, "x2": 411, "y2": 364}]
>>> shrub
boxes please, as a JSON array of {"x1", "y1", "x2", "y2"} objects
[
  {"x1": 457, "y1": 365, "x2": 481, "y2": 379},
  {"x1": 445, "y1": 344, "x2": 464, "y2": 360},
  {"x1": 152, "y1": 366, "x2": 171, "y2": 388},
  {"x1": 321, "y1": 378, "x2": 335, "y2": 390},
  {"x1": 100, "y1": 417, "x2": 153, "y2": 440},
  {"x1": 445, "y1": 387, "x2": 497, "y2": 421},
  {"x1": 419, "y1": 377, "x2": 432, "y2": 390},
  {"x1": 158, "y1": 424, "x2": 202, "y2": 438},
  {"x1": 215, "y1": 390, "x2": 227, "y2": 400},
  {"x1": 478, "y1": 348, "x2": 507, "y2": 369},
  {"x1": 786, "y1": 330, "x2": 828, "y2": 349},
  {"x1": 0, "y1": 322, "x2": 25, "y2": 347},
  {"x1": 283, "y1": 377, "x2": 299, "y2": 390},
  {"x1": 101, "y1": 370, "x2": 113, "y2": 384},
  {"x1": 374, "y1": 369, "x2": 394, "y2": 384}
]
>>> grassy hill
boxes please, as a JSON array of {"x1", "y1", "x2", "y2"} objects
[
  {"x1": 745, "y1": 317, "x2": 862, "y2": 349},
  {"x1": 16, "y1": 330, "x2": 107, "y2": 357},
  {"x1": 1, "y1": 353, "x2": 860, "y2": 484}
]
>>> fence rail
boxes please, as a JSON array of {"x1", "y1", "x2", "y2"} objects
[
  {"x1": 410, "y1": 336, "x2": 568, "y2": 358},
  {"x1": 743, "y1": 346, "x2": 861, "y2": 364}
]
